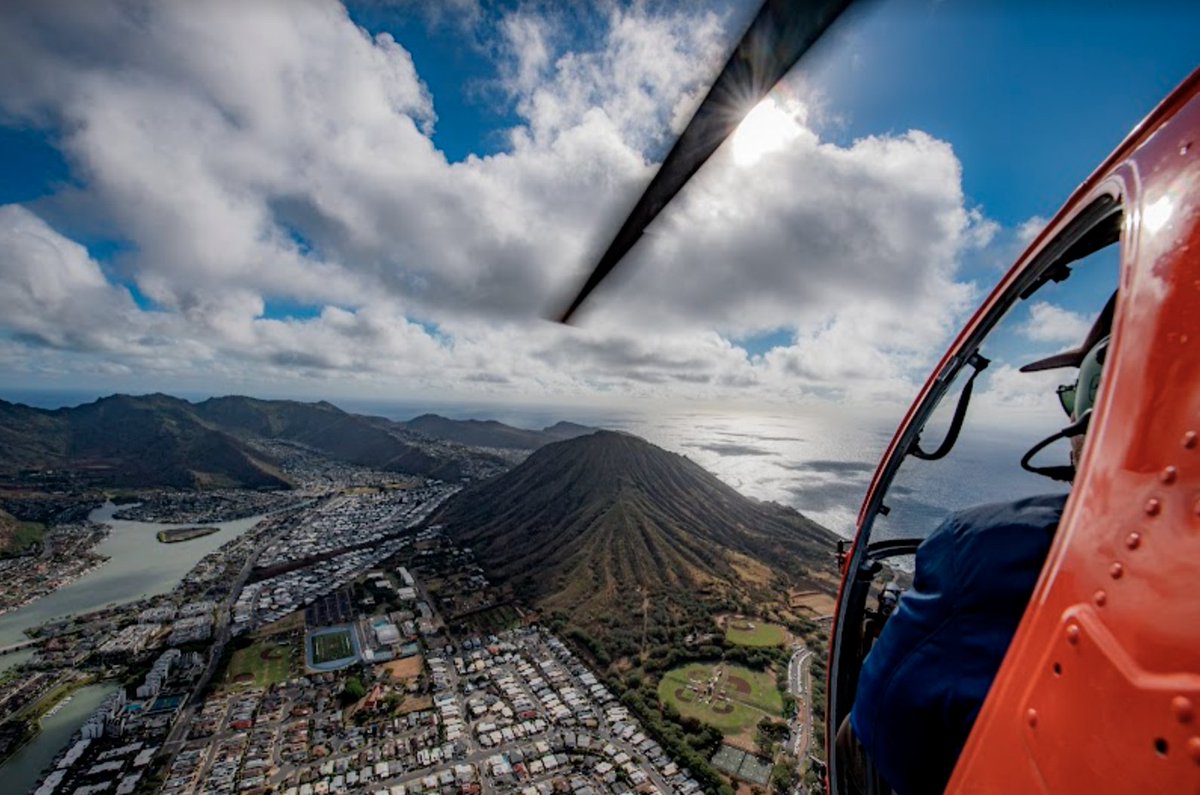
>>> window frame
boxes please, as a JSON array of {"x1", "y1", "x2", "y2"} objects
[{"x1": 826, "y1": 189, "x2": 1125, "y2": 795}]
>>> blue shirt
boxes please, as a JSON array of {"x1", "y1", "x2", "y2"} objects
[{"x1": 849, "y1": 493, "x2": 1067, "y2": 795}]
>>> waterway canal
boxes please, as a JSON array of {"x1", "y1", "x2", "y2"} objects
[
  {"x1": 0, "y1": 503, "x2": 267, "y2": 791},
  {"x1": 0, "y1": 503, "x2": 264, "y2": 649},
  {"x1": 2, "y1": 682, "x2": 117, "y2": 794}
]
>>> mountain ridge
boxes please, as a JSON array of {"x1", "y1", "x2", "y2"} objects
[
  {"x1": 0, "y1": 394, "x2": 291, "y2": 490},
  {"x1": 400, "y1": 413, "x2": 596, "y2": 450},
  {"x1": 0, "y1": 394, "x2": 511, "y2": 489},
  {"x1": 0, "y1": 394, "x2": 606, "y2": 492}
]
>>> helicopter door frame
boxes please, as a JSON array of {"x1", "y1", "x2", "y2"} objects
[{"x1": 826, "y1": 187, "x2": 1125, "y2": 794}]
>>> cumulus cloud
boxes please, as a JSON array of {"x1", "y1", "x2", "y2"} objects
[
  {"x1": 1020, "y1": 301, "x2": 1091, "y2": 345},
  {"x1": 0, "y1": 205, "x2": 146, "y2": 353},
  {"x1": 975, "y1": 362, "x2": 1064, "y2": 416},
  {"x1": 1017, "y1": 214, "x2": 1049, "y2": 245},
  {"x1": 0, "y1": 0, "x2": 1006, "y2": 406}
]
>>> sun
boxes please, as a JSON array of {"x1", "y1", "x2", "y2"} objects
[{"x1": 730, "y1": 98, "x2": 798, "y2": 166}]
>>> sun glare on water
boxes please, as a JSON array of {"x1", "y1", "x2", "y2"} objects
[{"x1": 731, "y1": 98, "x2": 798, "y2": 166}]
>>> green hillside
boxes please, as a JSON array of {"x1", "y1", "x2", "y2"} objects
[
  {"x1": 0, "y1": 394, "x2": 289, "y2": 490},
  {"x1": 437, "y1": 431, "x2": 836, "y2": 653},
  {"x1": 0, "y1": 394, "x2": 506, "y2": 490}
]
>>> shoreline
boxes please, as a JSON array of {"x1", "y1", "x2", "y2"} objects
[
  {"x1": 0, "y1": 674, "x2": 97, "y2": 767},
  {"x1": 0, "y1": 557, "x2": 110, "y2": 620}
]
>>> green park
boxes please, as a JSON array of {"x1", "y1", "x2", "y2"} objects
[
  {"x1": 657, "y1": 662, "x2": 783, "y2": 735},
  {"x1": 724, "y1": 617, "x2": 788, "y2": 647},
  {"x1": 226, "y1": 635, "x2": 295, "y2": 687}
]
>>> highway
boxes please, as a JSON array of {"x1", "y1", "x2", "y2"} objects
[{"x1": 785, "y1": 645, "x2": 815, "y2": 759}]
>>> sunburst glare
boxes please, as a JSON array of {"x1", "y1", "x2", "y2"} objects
[{"x1": 731, "y1": 97, "x2": 799, "y2": 166}]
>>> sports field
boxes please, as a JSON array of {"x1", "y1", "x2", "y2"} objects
[
  {"x1": 227, "y1": 637, "x2": 294, "y2": 687},
  {"x1": 658, "y1": 662, "x2": 783, "y2": 734},
  {"x1": 724, "y1": 618, "x2": 787, "y2": 647},
  {"x1": 310, "y1": 627, "x2": 356, "y2": 666}
]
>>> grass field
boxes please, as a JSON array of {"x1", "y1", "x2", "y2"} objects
[
  {"x1": 658, "y1": 662, "x2": 783, "y2": 735},
  {"x1": 0, "y1": 517, "x2": 44, "y2": 558},
  {"x1": 311, "y1": 628, "x2": 355, "y2": 665},
  {"x1": 724, "y1": 619, "x2": 787, "y2": 648},
  {"x1": 381, "y1": 655, "x2": 424, "y2": 682},
  {"x1": 227, "y1": 637, "x2": 294, "y2": 687}
]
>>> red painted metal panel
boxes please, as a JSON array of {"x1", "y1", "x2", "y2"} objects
[
  {"x1": 946, "y1": 73, "x2": 1200, "y2": 793},
  {"x1": 828, "y1": 68, "x2": 1200, "y2": 793}
]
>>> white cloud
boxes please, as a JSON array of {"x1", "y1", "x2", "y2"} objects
[
  {"x1": 1020, "y1": 301, "x2": 1090, "y2": 345},
  {"x1": 0, "y1": 205, "x2": 144, "y2": 353},
  {"x1": 1016, "y1": 214, "x2": 1049, "y2": 245},
  {"x1": 0, "y1": 0, "x2": 1004, "y2": 408},
  {"x1": 977, "y1": 363, "x2": 1062, "y2": 411},
  {"x1": 965, "y1": 207, "x2": 1000, "y2": 249}
]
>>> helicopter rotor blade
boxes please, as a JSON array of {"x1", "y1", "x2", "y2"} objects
[{"x1": 555, "y1": 0, "x2": 855, "y2": 324}]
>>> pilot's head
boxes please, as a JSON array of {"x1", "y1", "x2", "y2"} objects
[
  {"x1": 1059, "y1": 334, "x2": 1109, "y2": 464},
  {"x1": 1020, "y1": 293, "x2": 1115, "y2": 471}
]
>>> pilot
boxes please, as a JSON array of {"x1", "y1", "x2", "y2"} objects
[{"x1": 839, "y1": 298, "x2": 1113, "y2": 795}]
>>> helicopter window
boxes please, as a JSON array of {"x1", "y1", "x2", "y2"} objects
[
  {"x1": 871, "y1": 232, "x2": 1120, "y2": 545},
  {"x1": 829, "y1": 199, "x2": 1124, "y2": 795}
]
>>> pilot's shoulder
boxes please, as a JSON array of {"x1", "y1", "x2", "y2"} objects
[{"x1": 943, "y1": 493, "x2": 1069, "y2": 540}]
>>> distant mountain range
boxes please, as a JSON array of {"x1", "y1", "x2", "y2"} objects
[
  {"x1": 0, "y1": 394, "x2": 293, "y2": 490},
  {"x1": 0, "y1": 394, "x2": 595, "y2": 491},
  {"x1": 401, "y1": 414, "x2": 594, "y2": 450},
  {"x1": 437, "y1": 430, "x2": 837, "y2": 647}
]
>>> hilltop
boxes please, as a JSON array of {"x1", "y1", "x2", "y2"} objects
[{"x1": 437, "y1": 430, "x2": 837, "y2": 657}]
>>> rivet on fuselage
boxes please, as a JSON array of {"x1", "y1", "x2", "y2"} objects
[
  {"x1": 1173, "y1": 696, "x2": 1195, "y2": 724},
  {"x1": 1125, "y1": 532, "x2": 1142, "y2": 550},
  {"x1": 1160, "y1": 466, "x2": 1178, "y2": 484},
  {"x1": 1185, "y1": 431, "x2": 1198, "y2": 449},
  {"x1": 1145, "y1": 498, "x2": 1161, "y2": 517},
  {"x1": 1026, "y1": 709, "x2": 1038, "y2": 729},
  {"x1": 1066, "y1": 625, "x2": 1081, "y2": 644},
  {"x1": 1093, "y1": 590, "x2": 1107, "y2": 607},
  {"x1": 1188, "y1": 736, "x2": 1200, "y2": 764},
  {"x1": 1110, "y1": 562, "x2": 1124, "y2": 579}
]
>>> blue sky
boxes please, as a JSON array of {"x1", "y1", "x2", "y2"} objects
[
  {"x1": 349, "y1": 0, "x2": 1196, "y2": 321},
  {"x1": 0, "y1": 0, "x2": 1195, "y2": 416},
  {"x1": 337, "y1": 1, "x2": 1200, "y2": 228},
  {"x1": 813, "y1": 2, "x2": 1199, "y2": 220}
]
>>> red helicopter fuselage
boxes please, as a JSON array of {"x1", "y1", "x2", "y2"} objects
[{"x1": 827, "y1": 67, "x2": 1200, "y2": 793}]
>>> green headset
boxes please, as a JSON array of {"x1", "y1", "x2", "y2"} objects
[
  {"x1": 1023, "y1": 334, "x2": 1110, "y2": 482},
  {"x1": 1056, "y1": 335, "x2": 1110, "y2": 421}
]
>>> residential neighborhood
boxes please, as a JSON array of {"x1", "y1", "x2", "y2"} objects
[{"x1": 3, "y1": 467, "x2": 717, "y2": 795}]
